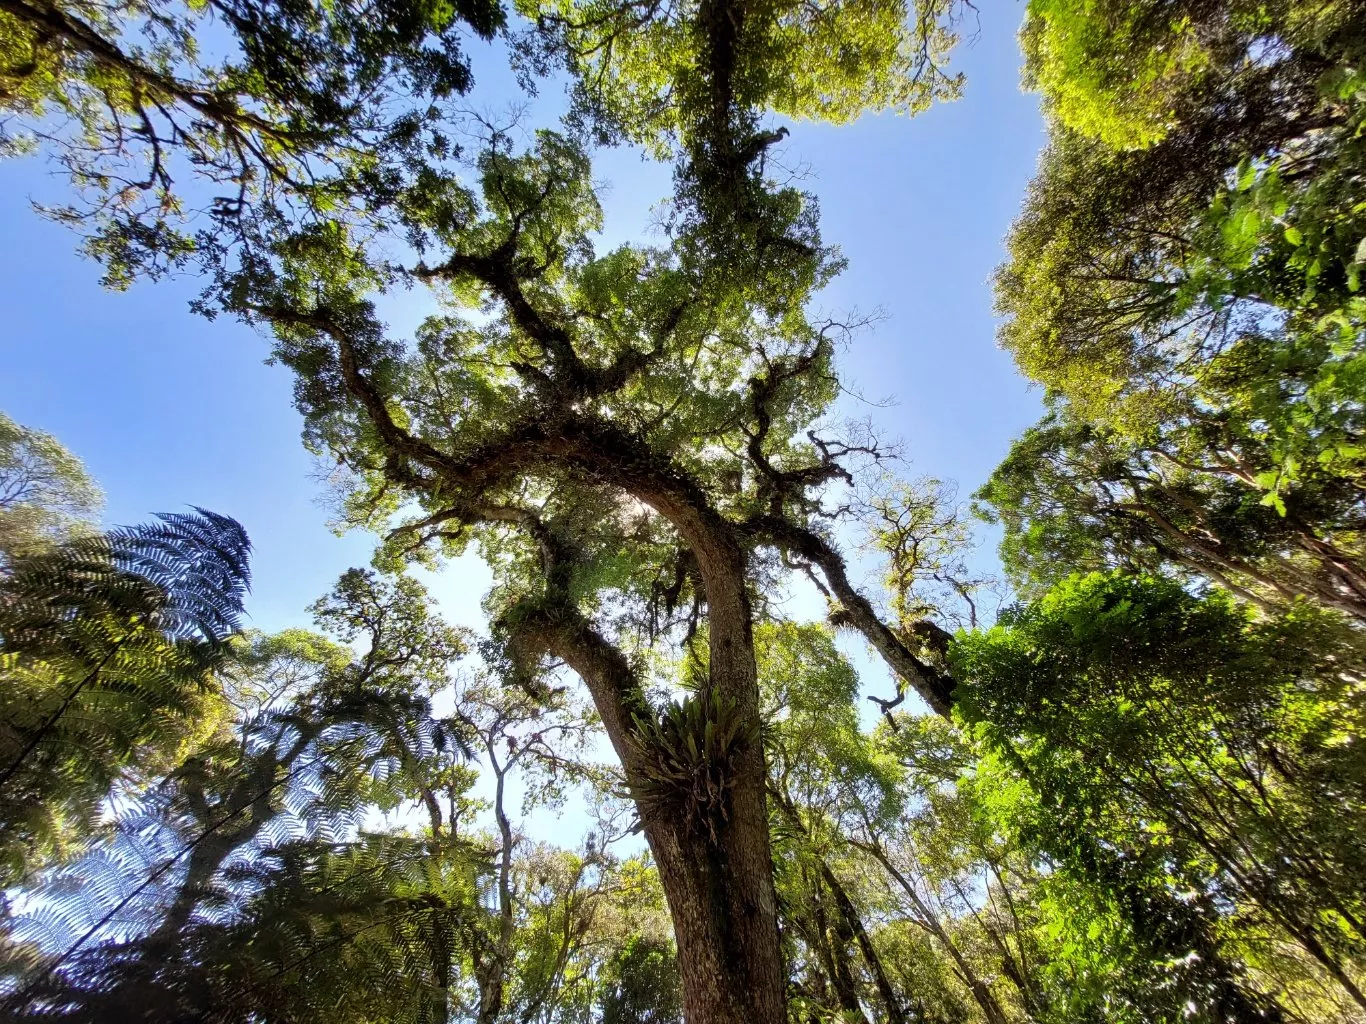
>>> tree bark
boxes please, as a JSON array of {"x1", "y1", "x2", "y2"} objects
[
  {"x1": 519, "y1": 590, "x2": 785, "y2": 1024},
  {"x1": 819, "y1": 860, "x2": 906, "y2": 1024}
]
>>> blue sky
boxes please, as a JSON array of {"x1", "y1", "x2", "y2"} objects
[{"x1": 0, "y1": 7, "x2": 1043, "y2": 648}]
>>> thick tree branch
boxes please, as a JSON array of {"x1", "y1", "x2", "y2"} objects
[
  {"x1": 746, "y1": 515, "x2": 955, "y2": 718},
  {"x1": 415, "y1": 250, "x2": 655, "y2": 399}
]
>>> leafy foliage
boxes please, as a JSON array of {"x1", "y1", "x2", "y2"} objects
[
  {"x1": 956, "y1": 572, "x2": 1366, "y2": 1020},
  {"x1": 12, "y1": 1, "x2": 1366, "y2": 1022},
  {"x1": 0, "y1": 508, "x2": 251, "y2": 892},
  {"x1": 0, "y1": 0, "x2": 504, "y2": 286},
  {"x1": 0, "y1": 412, "x2": 102, "y2": 560},
  {"x1": 599, "y1": 934, "x2": 684, "y2": 1024},
  {"x1": 984, "y1": 0, "x2": 1366, "y2": 618}
]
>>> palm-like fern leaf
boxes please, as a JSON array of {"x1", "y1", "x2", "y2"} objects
[
  {"x1": 2, "y1": 507, "x2": 251, "y2": 650},
  {"x1": 0, "y1": 509, "x2": 252, "y2": 887}
]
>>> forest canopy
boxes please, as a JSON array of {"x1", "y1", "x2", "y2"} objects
[{"x1": 1, "y1": 1, "x2": 1365, "y2": 1023}]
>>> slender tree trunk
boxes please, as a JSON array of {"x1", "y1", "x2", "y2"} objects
[
  {"x1": 814, "y1": 888, "x2": 867, "y2": 1020},
  {"x1": 861, "y1": 842, "x2": 1011, "y2": 1024},
  {"x1": 772, "y1": 789, "x2": 903, "y2": 1024},
  {"x1": 474, "y1": 755, "x2": 517, "y2": 1024},
  {"x1": 819, "y1": 860, "x2": 907, "y2": 1024},
  {"x1": 801, "y1": 881, "x2": 867, "y2": 1022}
]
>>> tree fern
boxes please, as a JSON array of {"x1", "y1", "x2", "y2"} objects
[{"x1": 0, "y1": 510, "x2": 251, "y2": 888}]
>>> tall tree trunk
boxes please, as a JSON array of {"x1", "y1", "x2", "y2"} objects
[
  {"x1": 818, "y1": 859, "x2": 907, "y2": 1024},
  {"x1": 664, "y1": 530, "x2": 786, "y2": 1024},
  {"x1": 321, "y1": 296, "x2": 802, "y2": 1024},
  {"x1": 771, "y1": 788, "x2": 903, "y2": 1024},
  {"x1": 801, "y1": 877, "x2": 868, "y2": 1022},
  {"x1": 522, "y1": 559, "x2": 785, "y2": 1024},
  {"x1": 644, "y1": 814, "x2": 785, "y2": 1024}
]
